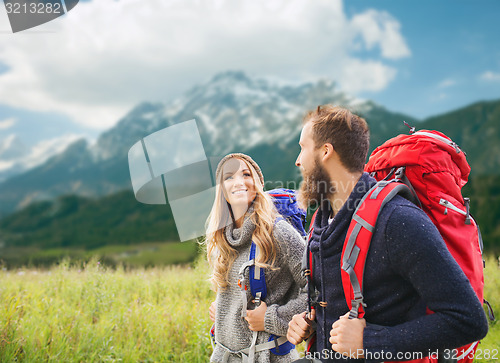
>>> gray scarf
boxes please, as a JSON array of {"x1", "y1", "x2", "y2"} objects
[{"x1": 224, "y1": 206, "x2": 256, "y2": 249}]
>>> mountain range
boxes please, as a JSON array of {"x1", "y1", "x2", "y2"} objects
[
  {"x1": 0, "y1": 71, "x2": 421, "y2": 216},
  {"x1": 0, "y1": 71, "x2": 499, "y2": 253}
]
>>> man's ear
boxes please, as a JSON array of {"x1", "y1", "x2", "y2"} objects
[{"x1": 321, "y1": 143, "x2": 335, "y2": 162}]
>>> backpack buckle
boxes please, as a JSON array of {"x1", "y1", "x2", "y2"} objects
[
  {"x1": 351, "y1": 296, "x2": 367, "y2": 308},
  {"x1": 238, "y1": 279, "x2": 247, "y2": 290},
  {"x1": 254, "y1": 292, "x2": 262, "y2": 307},
  {"x1": 349, "y1": 297, "x2": 366, "y2": 319}
]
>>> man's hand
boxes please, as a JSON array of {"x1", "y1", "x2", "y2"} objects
[
  {"x1": 245, "y1": 301, "x2": 267, "y2": 331},
  {"x1": 209, "y1": 301, "x2": 216, "y2": 323},
  {"x1": 329, "y1": 312, "x2": 366, "y2": 358},
  {"x1": 287, "y1": 309, "x2": 316, "y2": 345}
]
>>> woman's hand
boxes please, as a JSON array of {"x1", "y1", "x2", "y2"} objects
[
  {"x1": 245, "y1": 301, "x2": 267, "y2": 331},
  {"x1": 209, "y1": 301, "x2": 216, "y2": 322}
]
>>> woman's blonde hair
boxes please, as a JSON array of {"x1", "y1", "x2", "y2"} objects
[{"x1": 205, "y1": 155, "x2": 278, "y2": 291}]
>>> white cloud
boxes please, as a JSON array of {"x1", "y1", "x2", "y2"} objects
[
  {"x1": 437, "y1": 79, "x2": 457, "y2": 88},
  {"x1": 0, "y1": 160, "x2": 14, "y2": 172},
  {"x1": 350, "y1": 9, "x2": 411, "y2": 59},
  {"x1": 338, "y1": 59, "x2": 397, "y2": 93},
  {"x1": 480, "y1": 71, "x2": 500, "y2": 82},
  {"x1": 0, "y1": 0, "x2": 410, "y2": 130},
  {"x1": 0, "y1": 118, "x2": 16, "y2": 130}
]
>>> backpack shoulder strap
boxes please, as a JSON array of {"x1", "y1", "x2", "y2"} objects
[
  {"x1": 308, "y1": 209, "x2": 319, "y2": 239},
  {"x1": 341, "y1": 181, "x2": 410, "y2": 319},
  {"x1": 238, "y1": 241, "x2": 267, "y2": 318},
  {"x1": 243, "y1": 217, "x2": 284, "y2": 307},
  {"x1": 248, "y1": 242, "x2": 267, "y2": 304}
]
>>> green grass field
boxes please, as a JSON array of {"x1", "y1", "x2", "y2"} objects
[
  {"x1": 0, "y1": 241, "x2": 198, "y2": 269},
  {"x1": 0, "y1": 256, "x2": 499, "y2": 362}
]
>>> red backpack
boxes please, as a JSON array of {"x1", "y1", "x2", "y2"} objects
[{"x1": 305, "y1": 128, "x2": 493, "y2": 362}]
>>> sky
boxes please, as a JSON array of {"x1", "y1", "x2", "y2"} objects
[{"x1": 0, "y1": 0, "x2": 499, "y2": 162}]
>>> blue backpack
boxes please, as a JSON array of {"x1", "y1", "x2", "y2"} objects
[{"x1": 267, "y1": 188, "x2": 307, "y2": 236}]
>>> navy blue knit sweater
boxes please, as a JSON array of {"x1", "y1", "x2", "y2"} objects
[{"x1": 309, "y1": 173, "x2": 488, "y2": 362}]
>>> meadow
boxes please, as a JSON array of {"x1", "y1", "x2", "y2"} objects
[
  {"x1": 0, "y1": 241, "x2": 198, "y2": 269},
  {"x1": 0, "y1": 255, "x2": 499, "y2": 362}
]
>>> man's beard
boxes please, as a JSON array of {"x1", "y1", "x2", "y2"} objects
[{"x1": 298, "y1": 157, "x2": 336, "y2": 209}]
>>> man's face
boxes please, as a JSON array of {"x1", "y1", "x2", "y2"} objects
[
  {"x1": 295, "y1": 122, "x2": 316, "y2": 178},
  {"x1": 296, "y1": 122, "x2": 335, "y2": 208}
]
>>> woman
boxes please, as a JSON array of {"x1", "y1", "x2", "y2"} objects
[{"x1": 206, "y1": 153, "x2": 307, "y2": 363}]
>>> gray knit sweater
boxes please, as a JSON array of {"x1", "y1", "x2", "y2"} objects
[{"x1": 210, "y1": 214, "x2": 307, "y2": 363}]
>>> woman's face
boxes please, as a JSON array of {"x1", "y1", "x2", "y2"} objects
[{"x1": 222, "y1": 158, "x2": 257, "y2": 209}]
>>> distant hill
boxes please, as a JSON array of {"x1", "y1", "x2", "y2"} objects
[
  {"x1": 419, "y1": 99, "x2": 500, "y2": 176},
  {"x1": 463, "y1": 174, "x2": 500, "y2": 251},
  {"x1": 1, "y1": 174, "x2": 498, "y2": 251},
  {"x1": 0, "y1": 191, "x2": 178, "y2": 249}
]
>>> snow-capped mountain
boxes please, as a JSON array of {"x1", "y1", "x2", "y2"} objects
[
  {"x1": 0, "y1": 134, "x2": 28, "y2": 161},
  {"x1": 0, "y1": 71, "x2": 413, "y2": 216},
  {"x1": 174, "y1": 71, "x2": 353, "y2": 155},
  {"x1": 0, "y1": 133, "x2": 85, "y2": 183},
  {"x1": 90, "y1": 71, "x2": 355, "y2": 162}
]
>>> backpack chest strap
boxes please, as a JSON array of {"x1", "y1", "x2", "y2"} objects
[{"x1": 218, "y1": 335, "x2": 292, "y2": 363}]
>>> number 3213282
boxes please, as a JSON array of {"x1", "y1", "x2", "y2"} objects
[{"x1": 5, "y1": 2, "x2": 62, "y2": 14}]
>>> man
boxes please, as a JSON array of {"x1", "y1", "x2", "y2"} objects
[{"x1": 287, "y1": 105, "x2": 488, "y2": 362}]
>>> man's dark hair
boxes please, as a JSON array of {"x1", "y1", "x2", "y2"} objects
[{"x1": 303, "y1": 105, "x2": 370, "y2": 173}]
